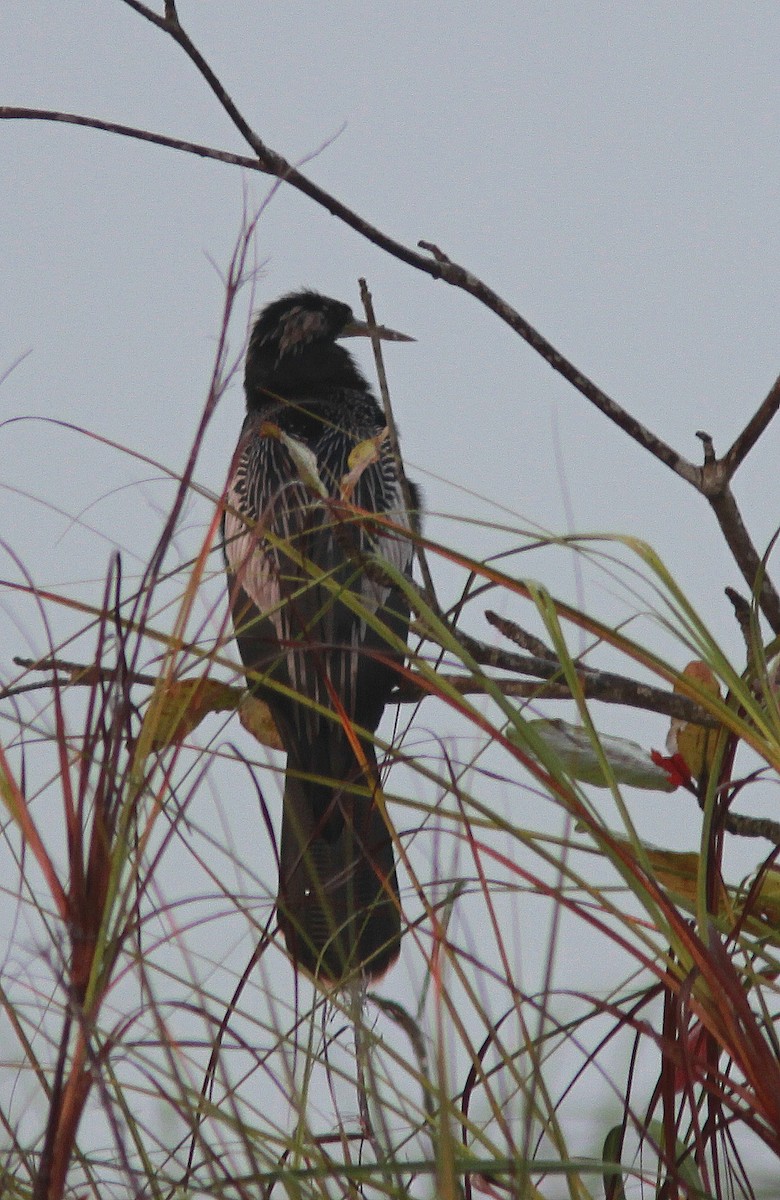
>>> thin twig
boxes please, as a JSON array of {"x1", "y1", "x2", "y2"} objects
[
  {"x1": 484, "y1": 611, "x2": 558, "y2": 660},
  {"x1": 358, "y1": 279, "x2": 436, "y2": 603},
  {"x1": 723, "y1": 372, "x2": 780, "y2": 477},
  {"x1": 0, "y1": 107, "x2": 260, "y2": 169},
  {"x1": 725, "y1": 588, "x2": 754, "y2": 655},
  {"x1": 12, "y1": 654, "x2": 157, "y2": 688}
]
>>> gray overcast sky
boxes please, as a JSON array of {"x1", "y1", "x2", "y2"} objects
[
  {"x1": 2, "y1": 3, "x2": 780, "y2": 1188},
  {"x1": 3, "y1": 5, "x2": 778, "y2": 613}
]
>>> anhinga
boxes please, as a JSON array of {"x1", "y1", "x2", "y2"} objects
[{"x1": 224, "y1": 291, "x2": 418, "y2": 981}]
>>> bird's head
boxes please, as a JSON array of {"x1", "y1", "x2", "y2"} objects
[{"x1": 244, "y1": 290, "x2": 413, "y2": 405}]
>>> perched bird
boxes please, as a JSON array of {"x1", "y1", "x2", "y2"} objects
[{"x1": 223, "y1": 290, "x2": 418, "y2": 982}]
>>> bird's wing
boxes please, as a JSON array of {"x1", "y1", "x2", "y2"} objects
[
  {"x1": 225, "y1": 420, "x2": 327, "y2": 710},
  {"x1": 224, "y1": 420, "x2": 314, "y2": 621},
  {"x1": 223, "y1": 418, "x2": 355, "y2": 719},
  {"x1": 225, "y1": 405, "x2": 414, "y2": 737},
  {"x1": 316, "y1": 419, "x2": 414, "y2": 568},
  {"x1": 301, "y1": 419, "x2": 414, "y2": 731}
]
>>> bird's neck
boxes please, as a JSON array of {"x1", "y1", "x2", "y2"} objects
[{"x1": 244, "y1": 345, "x2": 369, "y2": 413}]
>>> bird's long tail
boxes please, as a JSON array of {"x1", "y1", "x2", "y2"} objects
[{"x1": 276, "y1": 740, "x2": 400, "y2": 981}]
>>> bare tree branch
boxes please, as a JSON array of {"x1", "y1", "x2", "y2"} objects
[
  {"x1": 396, "y1": 667, "x2": 715, "y2": 725},
  {"x1": 693, "y1": 430, "x2": 780, "y2": 630},
  {"x1": 723, "y1": 371, "x2": 780, "y2": 477},
  {"x1": 0, "y1": 97, "x2": 698, "y2": 484},
  {"x1": 0, "y1": 107, "x2": 261, "y2": 169},
  {"x1": 723, "y1": 811, "x2": 780, "y2": 844},
  {"x1": 477, "y1": 619, "x2": 717, "y2": 725},
  {"x1": 707, "y1": 484, "x2": 780, "y2": 631},
  {"x1": 11, "y1": 650, "x2": 712, "y2": 725}
]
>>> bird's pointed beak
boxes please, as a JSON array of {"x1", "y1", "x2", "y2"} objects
[{"x1": 339, "y1": 317, "x2": 415, "y2": 343}]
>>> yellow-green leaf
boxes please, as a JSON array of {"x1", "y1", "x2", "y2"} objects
[
  {"x1": 666, "y1": 661, "x2": 722, "y2": 780},
  {"x1": 752, "y1": 868, "x2": 780, "y2": 927},
  {"x1": 238, "y1": 694, "x2": 283, "y2": 750},
  {"x1": 611, "y1": 835, "x2": 729, "y2": 914},
  {"x1": 340, "y1": 427, "x2": 388, "y2": 500},
  {"x1": 142, "y1": 678, "x2": 241, "y2": 752}
]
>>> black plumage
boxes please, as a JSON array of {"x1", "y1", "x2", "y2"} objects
[{"x1": 223, "y1": 291, "x2": 418, "y2": 981}]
